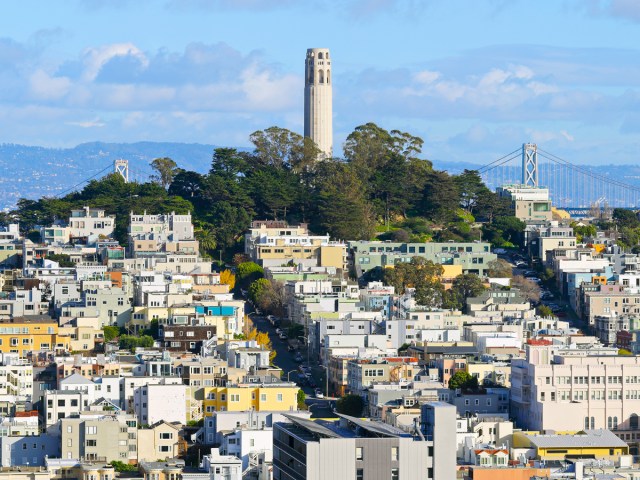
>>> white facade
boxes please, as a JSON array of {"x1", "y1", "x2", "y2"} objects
[
  {"x1": 123, "y1": 375, "x2": 183, "y2": 413},
  {"x1": 304, "y1": 48, "x2": 333, "y2": 158},
  {"x1": 134, "y1": 383, "x2": 187, "y2": 425},
  {"x1": 68, "y1": 207, "x2": 116, "y2": 241},
  {"x1": 511, "y1": 343, "x2": 640, "y2": 431}
]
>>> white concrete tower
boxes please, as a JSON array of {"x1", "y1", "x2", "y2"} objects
[{"x1": 304, "y1": 48, "x2": 333, "y2": 158}]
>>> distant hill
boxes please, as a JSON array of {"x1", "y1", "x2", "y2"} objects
[{"x1": 1, "y1": 141, "x2": 639, "y2": 210}]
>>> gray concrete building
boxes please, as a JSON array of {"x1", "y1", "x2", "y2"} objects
[
  {"x1": 421, "y1": 402, "x2": 457, "y2": 480},
  {"x1": 273, "y1": 413, "x2": 443, "y2": 480}
]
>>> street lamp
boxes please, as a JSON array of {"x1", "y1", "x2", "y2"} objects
[{"x1": 286, "y1": 369, "x2": 298, "y2": 382}]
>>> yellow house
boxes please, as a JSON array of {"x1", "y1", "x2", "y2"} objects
[
  {"x1": 466, "y1": 362, "x2": 512, "y2": 388},
  {"x1": 513, "y1": 430, "x2": 628, "y2": 461},
  {"x1": 59, "y1": 316, "x2": 104, "y2": 352},
  {"x1": 203, "y1": 383, "x2": 299, "y2": 415},
  {"x1": 0, "y1": 316, "x2": 71, "y2": 357}
]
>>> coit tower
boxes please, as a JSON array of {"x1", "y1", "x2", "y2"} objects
[{"x1": 304, "y1": 48, "x2": 333, "y2": 158}]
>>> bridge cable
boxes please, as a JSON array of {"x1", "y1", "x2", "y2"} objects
[{"x1": 54, "y1": 163, "x2": 114, "y2": 198}]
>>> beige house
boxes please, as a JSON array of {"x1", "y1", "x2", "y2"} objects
[
  {"x1": 497, "y1": 185, "x2": 552, "y2": 223},
  {"x1": 59, "y1": 317, "x2": 103, "y2": 352},
  {"x1": 244, "y1": 220, "x2": 347, "y2": 270},
  {"x1": 582, "y1": 283, "x2": 640, "y2": 326},
  {"x1": 137, "y1": 420, "x2": 182, "y2": 462},
  {"x1": 60, "y1": 413, "x2": 138, "y2": 463}
]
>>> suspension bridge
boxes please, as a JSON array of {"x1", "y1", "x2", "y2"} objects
[{"x1": 479, "y1": 144, "x2": 640, "y2": 215}]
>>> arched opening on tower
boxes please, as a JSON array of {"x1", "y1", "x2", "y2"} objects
[
  {"x1": 318, "y1": 52, "x2": 323, "y2": 59},
  {"x1": 326, "y1": 52, "x2": 329, "y2": 59},
  {"x1": 308, "y1": 68, "x2": 314, "y2": 84},
  {"x1": 319, "y1": 69, "x2": 324, "y2": 83},
  {"x1": 326, "y1": 69, "x2": 330, "y2": 84}
]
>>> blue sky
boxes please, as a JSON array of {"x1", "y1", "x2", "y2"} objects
[{"x1": 1, "y1": 0, "x2": 640, "y2": 165}]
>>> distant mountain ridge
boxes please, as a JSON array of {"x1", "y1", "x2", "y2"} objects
[{"x1": 1, "y1": 141, "x2": 639, "y2": 211}]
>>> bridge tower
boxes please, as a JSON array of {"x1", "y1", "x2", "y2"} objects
[
  {"x1": 522, "y1": 143, "x2": 538, "y2": 187},
  {"x1": 114, "y1": 159, "x2": 129, "y2": 183}
]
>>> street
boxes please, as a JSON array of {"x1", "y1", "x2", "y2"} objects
[{"x1": 250, "y1": 312, "x2": 337, "y2": 417}]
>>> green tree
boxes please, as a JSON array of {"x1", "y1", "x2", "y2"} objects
[
  {"x1": 483, "y1": 216, "x2": 526, "y2": 248},
  {"x1": 613, "y1": 208, "x2": 640, "y2": 229},
  {"x1": 570, "y1": 222, "x2": 597, "y2": 243},
  {"x1": 487, "y1": 258, "x2": 513, "y2": 278},
  {"x1": 312, "y1": 162, "x2": 376, "y2": 241},
  {"x1": 445, "y1": 273, "x2": 486, "y2": 310},
  {"x1": 150, "y1": 157, "x2": 178, "y2": 189},
  {"x1": 384, "y1": 257, "x2": 445, "y2": 308},
  {"x1": 454, "y1": 170, "x2": 486, "y2": 212},
  {"x1": 448, "y1": 370, "x2": 479, "y2": 390},
  {"x1": 119, "y1": 334, "x2": 154, "y2": 352},
  {"x1": 336, "y1": 394, "x2": 364, "y2": 417},
  {"x1": 102, "y1": 326, "x2": 120, "y2": 342},
  {"x1": 537, "y1": 305, "x2": 553, "y2": 318},
  {"x1": 110, "y1": 461, "x2": 138, "y2": 472},
  {"x1": 249, "y1": 278, "x2": 285, "y2": 316},
  {"x1": 249, "y1": 126, "x2": 321, "y2": 172},
  {"x1": 237, "y1": 262, "x2": 264, "y2": 290},
  {"x1": 297, "y1": 389, "x2": 306, "y2": 410},
  {"x1": 420, "y1": 170, "x2": 459, "y2": 223},
  {"x1": 194, "y1": 222, "x2": 217, "y2": 257}
]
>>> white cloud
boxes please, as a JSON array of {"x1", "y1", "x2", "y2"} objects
[
  {"x1": 65, "y1": 118, "x2": 105, "y2": 128},
  {"x1": 29, "y1": 70, "x2": 71, "y2": 100},
  {"x1": 81, "y1": 43, "x2": 148, "y2": 82}
]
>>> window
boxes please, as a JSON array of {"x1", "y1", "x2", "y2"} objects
[
  {"x1": 277, "y1": 393, "x2": 283, "y2": 402},
  {"x1": 391, "y1": 468, "x2": 399, "y2": 480},
  {"x1": 356, "y1": 469, "x2": 364, "y2": 480},
  {"x1": 159, "y1": 446, "x2": 171, "y2": 452},
  {"x1": 356, "y1": 447, "x2": 363, "y2": 461},
  {"x1": 86, "y1": 426, "x2": 97, "y2": 435},
  {"x1": 391, "y1": 446, "x2": 399, "y2": 461},
  {"x1": 86, "y1": 440, "x2": 97, "y2": 447},
  {"x1": 160, "y1": 433, "x2": 173, "y2": 440}
]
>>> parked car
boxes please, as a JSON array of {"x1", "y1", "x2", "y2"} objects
[
  {"x1": 279, "y1": 333, "x2": 288, "y2": 340},
  {"x1": 287, "y1": 345, "x2": 296, "y2": 352},
  {"x1": 315, "y1": 389, "x2": 324, "y2": 399},
  {"x1": 294, "y1": 354, "x2": 304, "y2": 362}
]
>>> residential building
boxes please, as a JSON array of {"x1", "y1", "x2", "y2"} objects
[
  {"x1": 244, "y1": 221, "x2": 347, "y2": 270},
  {"x1": 134, "y1": 383, "x2": 187, "y2": 425},
  {"x1": 496, "y1": 185, "x2": 552, "y2": 223},
  {"x1": 203, "y1": 381, "x2": 299, "y2": 415},
  {"x1": 60, "y1": 413, "x2": 138, "y2": 462},
  {"x1": 0, "y1": 316, "x2": 70, "y2": 358},
  {"x1": 137, "y1": 420, "x2": 182, "y2": 462},
  {"x1": 511, "y1": 341, "x2": 640, "y2": 431},
  {"x1": 273, "y1": 413, "x2": 442, "y2": 480},
  {"x1": 512, "y1": 429, "x2": 628, "y2": 462}
]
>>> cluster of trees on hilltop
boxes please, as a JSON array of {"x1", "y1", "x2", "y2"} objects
[{"x1": 4, "y1": 123, "x2": 526, "y2": 260}]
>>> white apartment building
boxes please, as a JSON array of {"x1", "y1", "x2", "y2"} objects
[
  {"x1": 511, "y1": 342, "x2": 640, "y2": 432},
  {"x1": 68, "y1": 207, "x2": 115, "y2": 240},
  {"x1": 0, "y1": 357, "x2": 33, "y2": 398},
  {"x1": 133, "y1": 383, "x2": 187, "y2": 425},
  {"x1": 129, "y1": 211, "x2": 194, "y2": 241}
]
